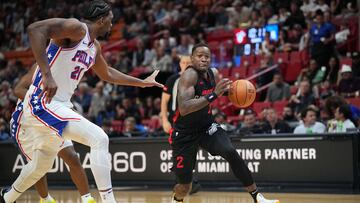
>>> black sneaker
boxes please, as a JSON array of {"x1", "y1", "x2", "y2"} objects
[
  {"x1": 0, "y1": 187, "x2": 16, "y2": 203},
  {"x1": 189, "y1": 182, "x2": 201, "y2": 195}
]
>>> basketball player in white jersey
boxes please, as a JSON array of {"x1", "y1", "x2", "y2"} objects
[
  {"x1": 11, "y1": 64, "x2": 95, "y2": 203},
  {"x1": 0, "y1": 1, "x2": 163, "y2": 203}
]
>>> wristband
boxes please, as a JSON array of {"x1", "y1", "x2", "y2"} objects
[{"x1": 205, "y1": 92, "x2": 218, "y2": 103}]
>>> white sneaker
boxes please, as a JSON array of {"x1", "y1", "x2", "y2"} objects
[{"x1": 256, "y1": 193, "x2": 280, "y2": 203}]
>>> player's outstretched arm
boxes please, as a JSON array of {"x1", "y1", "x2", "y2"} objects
[
  {"x1": 92, "y1": 40, "x2": 163, "y2": 88},
  {"x1": 14, "y1": 64, "x2": 38, "y2": 100},
  {"x1": 27, "y1": 18, "x2": 86, "y2": 103}
]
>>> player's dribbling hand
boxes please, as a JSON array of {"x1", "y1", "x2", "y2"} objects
[
  {"x1": 142, "y1": 70, "x2": 164, "y2": 88},
  {"x1": 214, "y1": 78, "x2": 232, "y2": 96},
  {"x1": 40, "y1": 72, "x2": 58, "y2": 104}
]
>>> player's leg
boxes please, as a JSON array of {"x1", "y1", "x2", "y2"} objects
[
  {"x1": 2, "y1": 125, "x2": 62, "y2": 203},
  {"x1": 34, "y1": 176, "x2": 57, "y2": 203},
  {"x1": 57, "y1": 141, "x2": 96, "y2": 203},
  {"x1": 62, "y1": 118, "x2": 115, "y2": 203},
  {"x1": 170, "y1": 131, "x2": 199, "y2": 203},
  {"x1": 200, "y1": 125, "x2": 280, "y2": 203}
]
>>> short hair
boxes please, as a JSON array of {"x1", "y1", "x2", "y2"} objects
[
  {"x1": 315, "y1": 9, "x2": 324, "y2": 17},
  {"x1": 84, "y1": 0, "x2": 111, "y2": 21},
  {"x1": 338, "y1": 104, "x2": 352, "y2": 119},
  {"x1": 191, "y1": 43, "x2": 210, "y2": 55},
  {"x1": 325, "y1": 95, "x2": 347, "y2": 116},
  {"x1": 301, "y1": 108, "x2": 317, "y2": 119}
]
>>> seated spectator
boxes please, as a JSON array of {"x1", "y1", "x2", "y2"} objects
[
  {"x1": 101, "y1": 120, "x2": 118, "y2": 138},
  {"x1": 0, "y1": 118, "x2": 10, "y2": 141},
  {"x1": 215, "y1": 112, "x2": 236, "y2": 133},
  {"x1": 265, "y1": 73, "x2": 291, "y2": 102},
  {"x1": 122, "y1": 117, "x2": 147, "y2": 137},
  {"x1": 235, "y1": 109, "x2": 264, "y2": 135},
  {"x1": 300, "y1": 0, "x2": 316, "y2": 18},
  {"x1": 337, "y1": 65, "x2": 360, "y2": 98},
  {"x1": 297, "y1": 59, "x2": 326, "y2": 86},
  {"x1": 282, "y1": 105, "x2": 299, "y2": 129},
  {"x1": 328, "y1": 104, "x2": 356, "y2": 133},
  {"x1": 88, "y1": 81, "x2": 108, "y2": 121},
  {"x1": 289, "y1": 80, "x2": 316, "y2": 115},
  {"x1": 73, "y1": 82, "x2": 92, "y2": 114},
  {"x1": 325, "y1": 95, "x2": 360, "y2": 125},
  {"x1": 262, "y1": 108, "x2": 292, "y2": 134},
  {"x1": 319, "y1": 80, "x2": 335, "y2": 100},
  {"x1": 176, "y1": 34, "x2": 193, "y2": 56},
  {"x1": 150, "y1": 45, "x2": 172, "y2": 72},
  {"x1": 294, "y1": 108, "x2": 326, "y2": 134},
  {"x1": 284, "y1": 1, "x2": 306, "y2": 29},
  {"x1": 260, "y1": 31, "x2": 276, "y2": 55},
  {"x1": 325, "y1": 56, "x2": 340, "y2": 84}
]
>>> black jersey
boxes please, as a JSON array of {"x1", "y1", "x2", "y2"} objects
[
  {"x1": 163, "y1": 73, "x2": 180, "y2": 124},
  {"x1": 173, "y1": 68, "x2": 216, "y2": 133}
]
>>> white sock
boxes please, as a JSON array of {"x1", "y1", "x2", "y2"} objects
[
  {"x1": 99, "y1": 189, "x2": 116, "y2": 203},
  {"x1": 41, "y1": 194, "x2": 54, "y2": 201},
  {"x1": 4, "y1": 187, "x2": 22, "y2": 203},
  {"x1": 81, "y1": 193, "x2": 93, "y2": 203}
]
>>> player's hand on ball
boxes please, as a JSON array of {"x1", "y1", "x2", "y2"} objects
[
  {"x1": 143, "y1": 70, "x2": 164, "y2": 88},
  {"x1": 214, "y1": 78, "x2": 232, "y2": 96}
]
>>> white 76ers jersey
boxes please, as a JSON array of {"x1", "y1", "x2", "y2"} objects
[{"x1": 31, "y1": 23, "x2": 97, "y2": 105}]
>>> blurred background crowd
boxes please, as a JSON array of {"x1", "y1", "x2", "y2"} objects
[{"x1": 0, "y1": 0, "x2": 359, "y2": 140}]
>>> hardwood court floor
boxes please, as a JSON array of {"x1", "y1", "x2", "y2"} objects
[{"x1": 16, "y1": 190, "x2": 360, "y2": 203}]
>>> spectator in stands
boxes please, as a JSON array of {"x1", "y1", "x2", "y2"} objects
[
  {"x1": 101, "y1": 120, "x2": 118, "y2": 138},
  {"x1": 73, "y1": 82, "x2": 92, "y2": 114},
  {"x1": 310, "y1": 9, "x2": 335, "y2": 68},
  {"x1": 297, "y1": 59, "x2": 326, "y2": 85},
  {"x1": 113, "y1": 51, "x2": 132, "y2": 73},
  {"x1": 299, "y1": 21, "x2": 311, "y2": 51},
  {"x1": 0, "y1": 118, "x2": 10, "y2": 141},
  {"x1": 301, "y1": 0, "x2": 316, "y2": 18},
  {"x1": 96, "y1": 98, "x2": 116, "y2": 126},
  {"x1": 260, "y1": 31, "x2": 275, "y2": 55},
  {"x1": 159, "y1": 30, "x2": 177, "y2": 53},
  {"x1": 284, "y1": 1, "x2": 306, "y2": 29},
  {"x1": 314, "y1": 0, "x2": 330, "y2": 13},
  {"x1": 337, "y1": 65, "x2": 360, "y2": 98},
  {"x1": 236, "y1": 109, "x2": 264, "y2": 135},
  {"x1": 211, "y1": 3, "x2": 229, "y2": 27},
  {"x1": 326, "y1": 56, "x2": 340, "y2": 84},
  {"x1": 88, "y1": 81, "x2": 108, "y2": 121},
  {"x1": 177, "y1": 34, "x2": 193, "y2": 56},
  {"x1": 262, "y1": 108, "x2": 292, "y2": 134},
  {"x1": 215, "y1": 112, "x2": 236, "y2": 133},
  {"x1": 294, "y1": 108, "x2": 326, "y2": 134},
  {"x1": 282, "y1": 105, "x2": 299, "y2": 129},
  {"x1": 319, "y1": 80, "x2": 335, "y2": 100},
  {"x1": 325, "y1": 95, "x2": 360, "y2": 124},
  {"x1": 132, "y1": 39, "x2": 147, "y2": 67},
  {"x1": 115, "y1": 98, "x2": 142, "y2": 122},
  {"x1": 289, "y1": 80, "x2": 316, "y2": 115},
  {"x1": 150, "y1": 45, "x2": 172, "y2": 72},
  {"x1": 265, "y1": 73, "x2": 291, "y2": 102},
  {"x1": 122, "y1": 117, "x2": 147, "y2": 137},
  {"x1": 227, "y1": 0, "x2": 251, "y2": 27},
  {"x1": 247, "y1": 9, "x2": 264, "y2": 27},
  {"x1": 328, "y1": 104, "x2": 356, "y2": 132},
  {"x1": 286, "y1": 24, "x2": 303, "y2": 51}
]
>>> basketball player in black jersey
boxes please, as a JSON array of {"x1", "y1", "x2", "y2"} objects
[{"x1": 169, "y1": 43, "x2": 280, "y2": 203}]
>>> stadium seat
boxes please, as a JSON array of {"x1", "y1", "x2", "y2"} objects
[
  {"x1": 218, "y1": 68, "x2": 230, "y2": 78},
  {"x1": 111, "y1": 120, "x2": 124, "y2": 133},
  {"x1": 347, "y1": 98, "x2": 360, "y2": 108},
  {"x1": 274, "y1": 52, "x2": 289, "y2": 64},
  {"x1": 252, "y1": 102, "x2": 272, "y2": 115},
  {"x1": 273, "y1": 100, "x2": 289, "y2": 113},
  {"x1": 289, "y1": 51, "x2": 301, "y2": 63},
  {"x1": 285, "y1": 62, "x2": 302, "y2": 82},
  {"x1": 230, "y1": 67, "x2": 247, "y2": 80},
  {"x1": 340, "y1": 57, "x2": 353, "y2": 67}
]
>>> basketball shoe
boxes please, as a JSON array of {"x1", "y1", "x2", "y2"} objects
[
  {"x1": 40, "y1": 198, "x2": 56, "y2": 203},
  {"x1": 256, "y1": 193, "x2": 280, "y2": 203},
  {"x1": 0, "y1": 187, "x2": 15, "y2": 203}
]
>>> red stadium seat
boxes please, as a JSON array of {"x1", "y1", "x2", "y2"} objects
[
  {"x1": 340, "y1": 57, "x2": 353, "y2": 67},
  {"x1": 218, "y1": 68, "x2": 230, "y2": 78},
  {"x1": 274, "y1": 52, "x2": 289, "y2": 64},
  {"x1": 347, "y1": 98, "x2": 360, "y2": 108},
  {"x1": 230, "y1": 67, "x2": 247, "y2": 80},
  {"x1": 285, "y1": 62, "x2": 302, "y2": 82},
  {"x1": 252, "y1": 102, "x2": 272, "y2": 115},
  {"x1": 111, "y1": 120, "x2": 124, "y2": 133},
  {"x1": 289, "y1": 51, "x2": 301, "y2": 63},
  {"x1": 273, "y1": 100, "x2": 289, "y2": 113}
]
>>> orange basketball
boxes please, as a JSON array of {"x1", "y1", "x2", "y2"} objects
[{"x1": 228, "y1": 80, "x2": 256, "y2": 108}]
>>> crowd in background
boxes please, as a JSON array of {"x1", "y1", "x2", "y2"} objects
[{"x1": 0, "y1": 0, "x2": 359, "y2": 140}]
